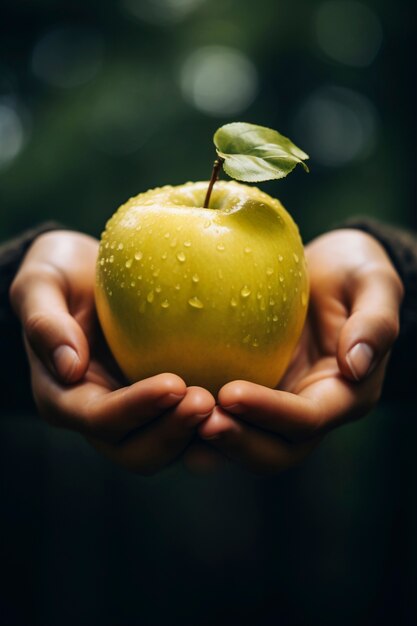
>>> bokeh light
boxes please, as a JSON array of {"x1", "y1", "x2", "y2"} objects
[
  {"x1": 315, "y1": 1, "x2": 383, "y2": 67},
  {"x1": 293, "y1": 85, "x2": 378, "y2": 167},
  {"x1": 122, "y1": 0, "x2": 206, "y2": 25},
  {"x1": 31, "y1": 25, "x2": 104, "y2": 88},
  {"x1": 180, "y1": 45, "x2": 258, "y2": 116},
  {"x1": 0, "y1": 103, "x2": 25, "y2": 170}
]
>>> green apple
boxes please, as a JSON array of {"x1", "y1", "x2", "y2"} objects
[
  {"x1": 95, "y1": 179, "x2": 309, "y2": 395},
  {"x1": 95, "y1": 122, "x2": 310, "y2": 394}
]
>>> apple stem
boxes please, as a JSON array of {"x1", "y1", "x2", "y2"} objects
[{"x1": 203, "y1": 157, "x2": 224, "y2": 208}]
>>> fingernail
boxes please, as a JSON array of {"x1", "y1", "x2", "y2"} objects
[
  {"x1": 53, "y1": 345, "x2": 80, "y2": 382},
  {"x1": 195, "y1": 411, "x2": 213, "y2": 421},
  {"x1": 346, "y1": 343, "x2": 375, "y2": 381},
  {"x1": 221, "y1": 403, "x2": 244, "y2": 414},
  {"x1": 157, "y1": 392, "x2": 185, "y2": 409}
]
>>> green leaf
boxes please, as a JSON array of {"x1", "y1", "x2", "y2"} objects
[{"x1": 213, "y1": 122, "x2": 309, "y2": 183}]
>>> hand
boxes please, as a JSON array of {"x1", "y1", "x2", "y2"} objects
[
  {"x1": 196, "y1": 229, "x2": 404, "y2": 474},
  {"x1": 10, "y1": 230, "x2": 214, "y2": 474}
]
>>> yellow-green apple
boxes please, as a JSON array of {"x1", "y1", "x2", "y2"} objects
[{"x1": 95, "y1": 179, "x2": 309, "y2": 395}]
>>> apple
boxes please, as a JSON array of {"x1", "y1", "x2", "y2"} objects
[{"x1": 95, "y1": 178, "x2": 309, "y2": 395}]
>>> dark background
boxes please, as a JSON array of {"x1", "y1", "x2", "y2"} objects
[{"x1": 0, "y1": 1, "x2": 416, "y2": 625}]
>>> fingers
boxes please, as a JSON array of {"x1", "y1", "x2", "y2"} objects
[
  {"x1": 198, "y1": 407, "x2": 317, "y2": 475},
  {"x1": 217, "y1": 380, "x2": 319, "y2": 440},
  {"x1": 338, "y1": 264, "x2": 403, "y2": 382},
  {"x1": 10, "y1": 269, "x2": 89, "y2": 384},
  {"x1": 30, "y1": 359, "x2": 188, "y2": 440},
  {"x1": 214, "y1": 363, "x2": 385, "y2": 443},
  {"x1": 92, "y1": 386, "x2": 215, "y2": 475}
]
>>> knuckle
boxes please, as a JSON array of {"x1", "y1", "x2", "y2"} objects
[{"x1": 24, "y1": 312, "x2": 50, "y2": 342}]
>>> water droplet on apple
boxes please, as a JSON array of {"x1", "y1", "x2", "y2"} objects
[
  {"x1": 252, "y1": 338, "x2": 259, "y2": 348},
  {"x1": 100, "y1": 258, "x2": 105, "y2": 266},
  {"x1": 125, "y1": 259, "x2": 133, "y2": 268},
  {"x1": 230, "y1": 297, "x2": 238, "y2": 307},
  {"x1": 279, "y1": 275, "x2": 284, "y2": 283},
  {"x1": 184, "y1": 240, "x2": 191, "y2": 247},
  {"x1": 170, "y1": 238, "x2": 178, "y2": 248},
  {"x1": 301, "y1": 291, "x2": 307, "y2": 307},
  {"x1": 266, "y1": 267, "x2": 274, "y2": 276},
  {"x1": 117, "y1": 243, "x2": 124, "y2": 250},
  {"x1": 293, "y1": 253, "x2": 299, "y2": 263},
  {"x1": 135, "y1": 225, "x2": 142, "y2": 232},
  {"x1": 175, "y1": 283, "x2": 181, "y2": 290},
  {"x1": 240, "y1": 285, "x2": 251, "y2": 298},
  {"x1": 161, "y1": 253, "x2": 168, "y2": 260},
  {"x1": 298, "y1": 271, "x2": 302, "y2": 278},
  {"x1": 108, "y1": 289, "x2": 113, "y2": 297},
  {"x1": 176, "y1": 251, "x2": 186, "y2": 263},
  {"x1": 147, "y1": 291, "x2": 154, "y2": 303},
  {"x1": 134, "y1": 251, "x2": 143, "y2": 261},
  {"x1": 278, "y1": 254, "x2": 283, "y2": 262},
  {"x1": 109, "y1": 255, "x2": 114, "y2": 263},
  {"x1": 188, "y1": 296, "x2": 204, "y2": 309},
  {"x1": 273, "y1": 314, "x2": 278, "y2": 322},
  {"x1": 216, "y1": 243, "x2": 225, "y2": 252},
  {"x1": 192, "y1": 274, "x2": 199, "y2": 283},
  {"x1": 164, "y1": 232, "x2": 170, "y2": 239},
  {"x1": 130, "y1": 281, "x2": 136, "y2": 287},
  {"x1": 110, "y1": 241, "x2": 116, "y2": 250},
  {"x1": 155, "y1": 285, "x2": 162, "y2": 293},
  {"x1": 269, "y1": 297, "x2": 275, "y2": 306},
  {"x1": 161, "y1": 299, "x2": 170, "y2": 309},
  {"x1": 121, "y1": 282, "x2": 125, "y2": 288},
  {"x1": 244, "y1": 247, "x2": 252, "y2": 254},
  {"x1": 283, "y1": 294, "x2": 287, "y2": 302},
  {"x1": 104, "y1": 242, "x2": 109, "y2": 249}
]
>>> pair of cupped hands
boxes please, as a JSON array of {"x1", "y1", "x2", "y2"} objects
[{"x1": 10, "y1": 228, "x2": 403, "y2": 474}]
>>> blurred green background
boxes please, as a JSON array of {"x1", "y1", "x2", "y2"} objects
[
  {"x1": 0, "y1": 1, "x2": 416, "y2": 625},
  {"x1": 0, "y1": 0, "x2": 415, "y2": 241}
]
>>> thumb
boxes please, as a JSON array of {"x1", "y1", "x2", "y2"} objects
[
  {"x1": 337, "y1": 268, "x2": 403, "y2": 381},
  {"x1": 11, "y1": 274, "x2": 90, "y2": 384}
]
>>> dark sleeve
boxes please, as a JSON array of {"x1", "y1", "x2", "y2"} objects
[
  {"x1": 342, "y1": 218, "x2": 417, "y2": 400},
  {"x1": 0, "y1": 223, "x2": 62, "y2": 414}
]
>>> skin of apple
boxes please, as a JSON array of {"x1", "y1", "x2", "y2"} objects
[{"x1": 95, "y1": 181, "x2": 309, "y2": 396}]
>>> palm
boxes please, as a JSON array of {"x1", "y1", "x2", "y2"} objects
[{"x1": 279, "y1": 277, "x2": 346, "y2": 398}]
